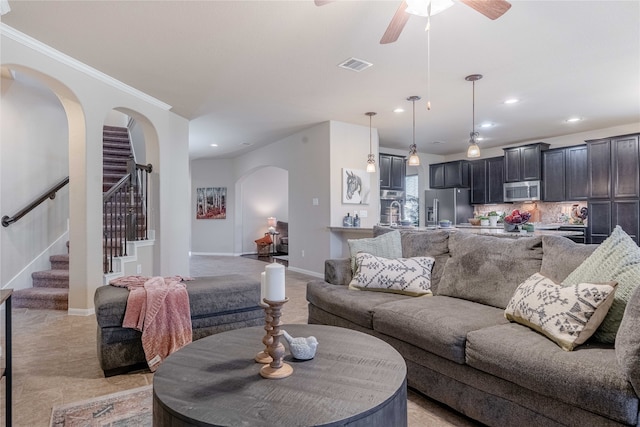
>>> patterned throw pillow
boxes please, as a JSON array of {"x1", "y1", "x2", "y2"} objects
[
  {"x1": 505, "y1": 273, "x2": 617, "y2": 351},
  {"x1": 562, "y1": 226, "x2": 640, "y2": 343},
  {"x1": 349, "y1": 252, "x2": 435, "y2": 296},
  {"x1": 348, "y1": 230, "x2": 402, "y2": 274}
]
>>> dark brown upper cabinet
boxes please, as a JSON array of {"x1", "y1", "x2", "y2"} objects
[
  {"x1": 542, "y1": 145, "x2": 588, "y2": 202},
  {"x1": 587, "y1": 134, "x2": 639, "y2": 200},
  {"x1": 503, "y1": 143, "x2": 550, "y2": 182},
  {"x1": 380, "y1": 153, "x2": 406, "y2": 191},
  {"x1": 429, "y1": 160, "x2": 469, "y2": 189},
  {"x1": 470, "y1": 157, "x2": 504, "y2": 204}
]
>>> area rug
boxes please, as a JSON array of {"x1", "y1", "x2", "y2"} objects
[{"x1": 50, "y1": 385, "x2": 152, "y2": 427}]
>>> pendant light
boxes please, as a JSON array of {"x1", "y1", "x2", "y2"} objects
[
  {"x1": 365, "y1": 112, "x2": 377, "y2": 173},
  {"x1": 407, "y1": 96, "x2": 421, "y2": 166},
  {"x1": 465, "y1": 74, "x2": 482, "y2": 158}
]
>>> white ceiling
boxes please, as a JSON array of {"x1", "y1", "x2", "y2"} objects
[{"x1": 2, "y1": 1, "x2": 639, "y2": 159}]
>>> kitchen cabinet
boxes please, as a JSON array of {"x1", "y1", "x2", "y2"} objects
[
  {"x1": 565, "y1": 145, "x2": 589, "y2": 200},
  {"x1": 469, "y1": 157, "x2": 504, "y2": 204},
  {"x1": 542, "y1": 145, "x2": 588, "y2": 202},
  {"x1": 503, "y1": 142, "x2": 549, "y2": 182},
  {"x1": 542, "y1": 148, "x2": 566, "y2": 201},
  {"x1": 586, "y1": 133, "x2": 640, "y2": 244},
  {"x1": 380, "y1": 154, "x2": 406, "y2": 191},
  {"x1": 429, "y1": 160, "x2": 469, "y2": 189}
]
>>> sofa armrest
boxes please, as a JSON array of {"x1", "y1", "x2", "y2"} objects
[
  {"x1": 324, "y1": 259, "x2": 352, "y2": 286},
  {"x1": 616, "y1": 285, "x2": 640, "y2": 396}
]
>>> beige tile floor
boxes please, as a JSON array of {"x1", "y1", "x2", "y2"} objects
[{"x1": 1, "y1": 255, "x2": 480, "y2": 426}]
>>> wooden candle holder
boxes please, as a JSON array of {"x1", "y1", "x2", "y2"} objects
[
  {"x1": 255, "y1": 302, "x2": 273, "y2": 364},
  {"x1": 260, "y1": 297, "x2": 293, "y2": 379}
]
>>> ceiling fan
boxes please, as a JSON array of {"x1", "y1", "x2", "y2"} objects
[{"x1": 315, "y1": 0, "x2": 511, "y2": 44}]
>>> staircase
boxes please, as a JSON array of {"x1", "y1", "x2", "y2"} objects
[{"x1": 12, "y1": 126, "x2": 135, "y2": 310}]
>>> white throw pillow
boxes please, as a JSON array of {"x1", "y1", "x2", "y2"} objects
[
  {"x1": 505, "y1": 273, "x2": 617, "y2": 351},
  {"x1": 349, "y1": 252, "x2": 435, "y2": 296}
]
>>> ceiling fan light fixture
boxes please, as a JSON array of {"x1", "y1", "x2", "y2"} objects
[
  {"x1": 365, "y1": 112, "x2": 377, "y2": 173},
  {"x1": 405, "y1": 0, "x2": 454, "y2": 17},
  {"x1": 407, "y1": 96, "x2": 421, "y2": 166}
]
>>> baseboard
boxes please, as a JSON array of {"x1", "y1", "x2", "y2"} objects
[
  {"x1": 68, "y1": 307, "x2": 95, "y2": 316},
  {"x1": 189, "y1": 252, "x2": 239, "y2": 256},
  {"x1": 287, "y1": 266, "x2": 323, "y2": 278}
]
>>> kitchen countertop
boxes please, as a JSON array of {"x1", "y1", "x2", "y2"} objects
[{"x1": 330, "y1": 225, "x2": 582, "y2": 238}]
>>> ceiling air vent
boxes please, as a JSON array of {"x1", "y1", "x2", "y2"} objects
[{"x1": 337, "y1": 57, "x2": 373, "y2": 72}]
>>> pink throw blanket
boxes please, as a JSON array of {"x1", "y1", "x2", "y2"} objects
[{"x1": 110, "y1": 275, "x2": 193, "y2": 371}]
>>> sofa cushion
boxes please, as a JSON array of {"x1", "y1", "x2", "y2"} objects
[
  {"x1": 348, "y1": 230, "x2": 402, "y2": 273},
  {"x1": 373, "y1": 295, "x2": 509, "y2": 364},
  {"x1": 540, "y1": 235, "x2": 598, "y2": 283},
  {"x1": 466, "y1": 323, "x2": 638, "y2": 425},
  {"x1": 505, "y1": 273, "x2": 617, "y2": 351},
  {"x1": 437, "y1": 233, "x2": 543, "y2": 309},
  {"x1": 306, "y1": 279, "x2": 411, "y2": 329},
  {"x1": 95, "y1": 275, "x2": 261, "y2": 328},
  {"x1": 562, "y1": 225, "x2": 640, "y2": 343},
  {"x1": 349, "y1": 253, "x2": 435, "y2": 296},
  {"x1": 616, "y1": 285, "x2": 640, "y2": 396},
  {"x1": 398, "y1": 230, "x2": 450, "y2": 293}
]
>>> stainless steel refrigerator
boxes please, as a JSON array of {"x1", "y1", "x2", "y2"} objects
[{"x1": 424, "y1": 188, "x2": 474, "y2": 226}]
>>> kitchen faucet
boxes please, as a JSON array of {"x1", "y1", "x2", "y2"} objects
[{"x1": 389, "y1": 200, "x2": 402, "y2": 226}]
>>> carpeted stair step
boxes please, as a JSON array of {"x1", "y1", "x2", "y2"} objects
[
  {"x1": 12, "y1": 287, "x2": 69, "y2": 310},
  {"x1": 103, "y1": 148, "x2": 131, "y2": 158},
  {"x1": 49, "y1": 254, "x2": 69, "y2": 270},
  {"x1": 32, "y1": 269, "x2": 69, "y2": 288}
]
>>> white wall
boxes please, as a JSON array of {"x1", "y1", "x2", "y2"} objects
[
  {"x1": 1, "y1": 70, "x2": 70, "y2": 289},
  {"x1": 189, "y1": 158, "x2": 235, "y2": 255},
  {"x1": 240, "y1": 167, "x2": 287, "y2": 254},
  {"x1": 2, "y1": 27, "x2": 190, "y2": 311},
  {"x1": 104, "y1": 110, "x2": 128, "y2": 128},
  {"x1": 129, "y1": 118, "x2": 146, "y2": 164}
]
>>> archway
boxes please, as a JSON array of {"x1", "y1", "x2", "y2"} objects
[{"x1": 235, "y1": 166, "x2": 288, "y2": 255}]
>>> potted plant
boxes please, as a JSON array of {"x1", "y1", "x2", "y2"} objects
[
  {"x1": 478, "y1": 215, "x2": 490, "y2": 227},
  {"x1": 488, "y1": 211, "x2": 499, "y2": 227}
]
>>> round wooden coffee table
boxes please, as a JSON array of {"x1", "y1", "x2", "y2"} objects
[{"x1": 153, "y1": 324, "x2": 407, "y2": 426}]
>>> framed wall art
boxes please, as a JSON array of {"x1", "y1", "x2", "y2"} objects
[
  {"x1": 196, "y1": 187, "x2": 227, "y2": 219},
  {"x1": 342, "y1": 168, "x2": 370, "y2": 205}
]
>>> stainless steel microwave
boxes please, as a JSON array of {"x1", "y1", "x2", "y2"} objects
[{"x1": 503, "y1": 180, "x2": 541, "y2": 202}]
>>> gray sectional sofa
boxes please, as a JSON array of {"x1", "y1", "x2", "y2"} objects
[{"x1": 306, "y1": 229, "x2": 640, "y2": 427}]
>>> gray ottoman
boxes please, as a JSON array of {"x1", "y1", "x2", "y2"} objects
[{"x1": 94, "y1": 275, "x2": 264, "y2": 376}]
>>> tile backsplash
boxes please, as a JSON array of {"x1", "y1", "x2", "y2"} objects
[{"x1": 474, "y1": 201, "x2": 588, "y2": 224}]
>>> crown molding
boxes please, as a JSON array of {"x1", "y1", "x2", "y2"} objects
[{"x1": 0, "y1": 23, "x2": 172, "y2": 111}]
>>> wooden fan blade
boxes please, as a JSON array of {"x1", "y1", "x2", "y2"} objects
[
  {"x1": 460, "y1": 0, "x2": 511, "y2": 20},
  {"x1": 314, "y1": 0, "x2": 334, "y2": 6},
  {"x1": 380, "y1": 1, "x2": 411, "y2": 44}
]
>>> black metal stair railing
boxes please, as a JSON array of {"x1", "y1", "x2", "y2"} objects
[
  {"x1": 2, "y1": 177, "x2": 69, "y2": 227},
  {"x1": 103, "y1": 157, "x2": 152, "y2": 274}
]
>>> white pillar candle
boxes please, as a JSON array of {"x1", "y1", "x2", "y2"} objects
[
  {"x1": 265, "y1": 262, "x2": 286, "y2": 301},
  {"x1": 260, "y1": 271, "x2": 266, "y2": 303}
]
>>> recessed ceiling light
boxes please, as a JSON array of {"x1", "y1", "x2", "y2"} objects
[
  {"x1": 242, "y1": 142, "x2": 253, "y2": 146},
  {"x1": 565, "y1": 117, "x2": 583, "y2": 123},
  {"x1": 504, "y1": 98, "x2": 519, "y2": 104},
  {"x1": 210, "y1": 144, "x2": 218, "y2": 147},
  {"x1": 480, "y1": 123, "x2": 493, "y2": 128},
  {"x1": 393, "y1": 108, "x2": 404, "y2": 113},
  {"x1": 431, "y1": 140, "x2": 444, "y2": 144}
]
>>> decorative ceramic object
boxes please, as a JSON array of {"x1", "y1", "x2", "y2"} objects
[{"x1": 282, "y1": 330, "x2": 319, "y2": 360}]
